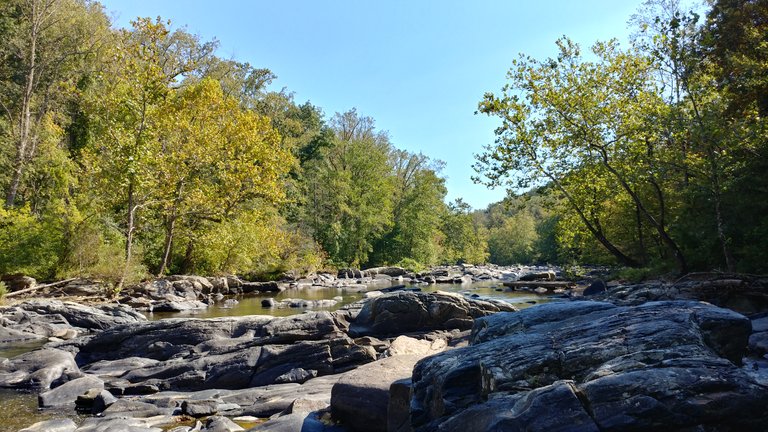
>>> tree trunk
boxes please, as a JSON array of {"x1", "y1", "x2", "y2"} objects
[
  {"x1": 543, "y1": 170, "x2": 640, "y2": 267},
  {"x1": 157, "y1": 215, "x2": 176, "y2": 276},
  {"x1": 116, "y1": 182, "x2": 135, "y2": 293},
  {"x1": 598, "y1": 151, "x2": 688, "y2": 274},
  {"x1": 5, "y1": 2, "x2": 40, "y2": 207}
]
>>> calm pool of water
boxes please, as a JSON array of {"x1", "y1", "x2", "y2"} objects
[{"x1": 147, "y1": 280, "x2": 547, "y2": 320}]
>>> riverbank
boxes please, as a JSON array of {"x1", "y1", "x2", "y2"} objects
[{"x1": 1, "y1": 267, "x2": 767, "y2": 431}]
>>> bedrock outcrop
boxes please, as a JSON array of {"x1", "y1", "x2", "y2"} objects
[{"x1": 407, "y1": 300, "x2": 768, "y2": 432}]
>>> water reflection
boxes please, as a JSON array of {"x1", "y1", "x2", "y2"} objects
[{"x1": 148, "y1": 280, "x2": 548, "y2": 320}]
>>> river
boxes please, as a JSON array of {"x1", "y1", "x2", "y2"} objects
[{"x1": 1, "y1": 280, "x2": 548, "y2": 430}]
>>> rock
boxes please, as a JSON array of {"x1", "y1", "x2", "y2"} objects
[
  {"x1": 387, "y1": 379, "x2": 413, "y2": 432},
  {"x1": 750, "y1": 331, "x2": 768, "y2": 355},
  {"x1": 599, "y1": 274, "x2": 768, "y2": 315},
  {"x1": 74, "y1": 312, "x2": 374, "y2": 391},
  {"x1": 274, "y1": 367, "x2": 317, "y2": 384},
  {"x1": 221, "y1": 299, "x2": 239, "y2": 308},
  {"x1": 0, "y1": 300, "x2": 146, "y2": 341},
  {"x1": 74, "y1": 416, "x2": 166, "y2": 432},
  {"x1": 0, "y1": 348, "x2": 80, "y2": 390},
  {"x1": 363, "y1": 290, "x2": 382, "y2": 299},
  {"x1": 151, "y1": 299, "x2": 208, "y2": 312},
  {"x1": 202, "y1": 416, "x2": 244, "y2": 432},
  {"x1": 382, "y1": 335, "x2": 446, "y2": 357},
  {"x1": 38, "y1": 375, "x2": 104, "y2": 408},
  {"x1": 583, "y1": 279, "x2": 607, "y2": 296},
  {"x1": 182, "y1": 399, "x2": 219, "y2": 417},
  {"x1": 331, "y1": 355, "x2": 423, "y2": 432},
  {"x1": 79, "y1": 389, "x2": 117, "y2": 413},
  {"x1": 349, "y1": 291, "x2": 516, "y2": 337},
  {"x1": 261, "y1": 298, "x2": 276, "y2": 308},
  {"x1": 518, "y1": 270, "x2": 556, "y2": 281},
  {"x1": 241, "y1": 281, "x2": 281, "y2": 293},
  {"x1": 1, "y1": 273, "x2": 36, "y2": 291},
  {"x1": 365, "y1": 266, "x2": 408, "y2": 277},
  {"x1": 18, "y1": 418, "x2": 77, "y2": 432},
  {"x1": 410, "y1": 300, "x2": 766, "y2": 431}
]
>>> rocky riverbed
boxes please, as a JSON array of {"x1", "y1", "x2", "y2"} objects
[{"x1": 1, "y1": 267, "x2": 767, "y2": 431}]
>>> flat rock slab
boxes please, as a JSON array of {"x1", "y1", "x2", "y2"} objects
[
  {"x1": 19, "y1": 419, "x2": 77, "y2": 432},
  {"x1": 410, "y1": 300, "x2": 768, "y2": 431},
  {"x1": 331, "y1": 355, "x2": 423, "y2": 432}
]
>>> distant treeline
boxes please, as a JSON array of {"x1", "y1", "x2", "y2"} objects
[{"x1": 1, "y1": 0, "x2": 765, "y2": 287}]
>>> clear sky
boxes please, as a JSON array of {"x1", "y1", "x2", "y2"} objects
[{"x1": 99, "y1": 0, "x2": 644, "y2": 210}]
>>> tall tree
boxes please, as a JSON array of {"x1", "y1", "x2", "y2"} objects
[
  {"x1": 1, "y1": 0, "x2": 108, "y2": 207},
  {"x1": 305, "y1": 109, "x2": 395, "y2": 266}
]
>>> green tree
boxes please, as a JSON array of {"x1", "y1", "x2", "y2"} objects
[
  {"x1": 476, "y1": 37, "x2": 691, "y2": 272},
  {"x1": 305, "y1": 109, "x2": 395, "y2": 267},
  {"x1": 438, "y1": 199, "x2": 489, "y2": 264}
]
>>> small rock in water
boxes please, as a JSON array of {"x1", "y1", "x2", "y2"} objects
[{"x1": 261, "y1": 298, "x2": 276, "y2": 308}]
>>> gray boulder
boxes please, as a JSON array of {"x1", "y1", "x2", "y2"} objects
[
  {"x1": 409, "y1": 300, "x2": 767, "y2": 431},
  {"x1": 38, "y1": 375, "x2": 104, "y2": 408},
  {"x1": 331, "y1": 355, "x2": 422, "y2": 432},
  {"x1": 349, "y1": 291, "x2": 516, "y2": 337},
  {"x1": 0, "y1": 348, "x2": 80, "y2": 390}
]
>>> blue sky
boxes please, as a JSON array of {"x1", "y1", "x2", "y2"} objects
[{"x1": 100, "y1": 0, "x2": 644, "y2": 210}]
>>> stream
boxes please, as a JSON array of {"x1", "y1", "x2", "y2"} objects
[{"x1": 1, "y1": 280, "x2": 548, "y2": 430}]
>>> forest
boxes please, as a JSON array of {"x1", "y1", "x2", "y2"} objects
[{"x1": 0, "y1": 0, "x2": 766, "y2": 288}]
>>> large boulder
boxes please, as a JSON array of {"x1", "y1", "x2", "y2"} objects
[
  {"x1": 0, "y1": 348, "x2": 80, "y2": 390},
  {"x1": 38, "y1": 375, "x2": 104, "y2": 408},
  {"x1": 331, "y1": 355, "x2": 423, "y2": 432},
  {"x1": 0, "y1": 300, "x2": 146, "y2": 342},
  {"x1": 349, "y1": 291, "x2": 516, "y2": 337},
  {"x1": 599, "y1": 274, "x2": 768, "y2": 314},
  {"x1": 74, "y1": 312, "x2": 374, "y2": 391},
  {"x1": 409, "y1": 300, "x2": 767, "y2": 431}
]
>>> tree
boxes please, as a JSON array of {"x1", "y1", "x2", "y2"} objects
[
  {"x1": 153, "y1": 78, "x2": 292, "y2": 275},
  {"x1": 438, "y1": 199, "x2": 488, "y2": 264},
  {"x1": 305, "y1": 109, "x2": 395, "y2": 266},
  {"x1": 370, "y1": 150, "x2": 447, "y2": 266},
  {"x1": 476, "y1": 37, "x2": 693, "y2": 273},
  {"x1": 1, "y1": 0, "x2": 108, "y2": 207},
  {"x1": 81, "y1": 17, "x2": 216, "y2": 289}
]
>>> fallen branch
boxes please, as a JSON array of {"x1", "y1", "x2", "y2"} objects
[{"x1": 4, "y1": 278, "x2": 77, "y2": 298}]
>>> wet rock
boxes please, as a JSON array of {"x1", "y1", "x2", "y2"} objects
[{"x1": 410, "y1": 300, "x2": 766, "y2": 431}]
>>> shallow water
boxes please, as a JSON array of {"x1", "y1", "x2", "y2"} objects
[{"x1": 147, "y1": 280, "x2": 547, "y2": 320}]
